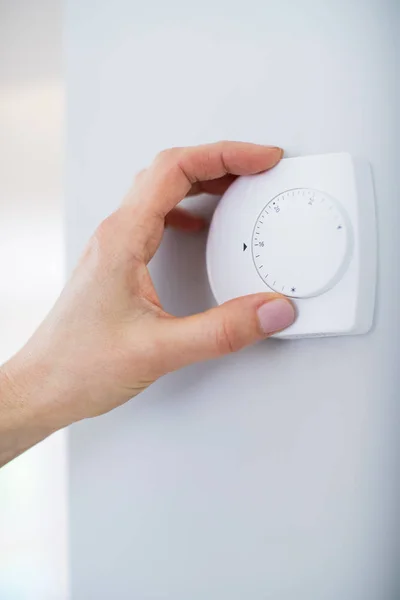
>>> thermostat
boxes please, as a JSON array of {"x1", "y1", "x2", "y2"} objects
[{"x1": 206, "y1": 153, "x2": 377, "y2": 339}]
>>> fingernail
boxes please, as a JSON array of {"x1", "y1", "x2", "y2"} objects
[
  {"x1": 257, "y1": 299, "x2": 295, "y2": 334},
  {"x1": 270, "y1": 146, "x2": 284, "y2": 158}
]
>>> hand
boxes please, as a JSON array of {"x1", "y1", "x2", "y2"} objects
[{"x1": 0, "y1": 141, "x2": 295, "y2": 464}]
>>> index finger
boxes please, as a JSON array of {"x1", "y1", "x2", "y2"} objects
[{"x1": 133, "y1": 142, "x2": 283, "y2": 217}]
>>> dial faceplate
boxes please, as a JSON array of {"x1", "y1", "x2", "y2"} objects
[{"x1": 251, "y1": 188, "x2": 350, "y2": 298}]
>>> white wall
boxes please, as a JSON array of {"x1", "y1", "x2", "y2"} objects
[
  {"x1": 65, "y1": 1, "x2": 399, "y2": 599},
  {"x1": 0, "y1": 2, "x2": 68, "y2": 599}
]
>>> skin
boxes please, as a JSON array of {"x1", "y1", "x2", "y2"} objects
[{"x1": 0, "y1": 141, "x2": 295, "y2": 466}]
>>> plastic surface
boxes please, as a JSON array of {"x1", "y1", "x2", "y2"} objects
[{"x1": 207, "y1": 153, "x2": 377, "y2": 339}]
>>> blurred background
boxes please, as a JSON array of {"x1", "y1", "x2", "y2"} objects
[{"x1": 0, "y1": 1, "x2": 68, "y2": 599}]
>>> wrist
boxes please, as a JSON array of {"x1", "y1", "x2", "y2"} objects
[{"x1": 0, "y1": 348, "x2": 72, "y2": 465}]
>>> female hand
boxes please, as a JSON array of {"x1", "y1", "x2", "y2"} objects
[{"x1": 0, "y1": 141, "x2": 295, "y2": 464}]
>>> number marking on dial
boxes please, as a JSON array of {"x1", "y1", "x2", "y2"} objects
[{"x1": 251, "y1": 188, "x2": 351, "y2": 299}]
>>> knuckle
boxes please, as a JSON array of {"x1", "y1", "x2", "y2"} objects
[
  {"x1": 215, "y1": 319, "x2": 240, "y2": 355},
  {"x1": 133, "y1": 168, "x2": 147, "y2": 184},
  {"x1": 154, "y1": 146, "x2": 183, "y2": 167},
  {"x1": 94, "y1": 212, "x2": 118, "y2": 244},
  {"x1": 81, "y1": 210, "x2": 145, "y2": 272},
  {"x1": 84, "y1": 213, "x2": 121, "y2": 264}
]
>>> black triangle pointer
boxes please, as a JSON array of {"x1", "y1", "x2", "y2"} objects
[{"x1": 243, "y1": 243, "x2": 247, "y2": 252}]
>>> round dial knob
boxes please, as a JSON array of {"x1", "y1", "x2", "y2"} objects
[{"x1": 251, "y1": 188, "x2": 351, "y2": 298}]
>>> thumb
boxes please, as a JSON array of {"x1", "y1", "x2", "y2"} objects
[{"x1": 157, "y1": 293, "x2": 295, "y2": 372}]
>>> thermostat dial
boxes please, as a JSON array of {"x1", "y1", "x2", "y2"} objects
[
  {"x1": 206, "y1": 153, "x2": 377, "y2": 339},
  {"x1": 251, "y1": 188, "x2": 351, "y2": 298}
]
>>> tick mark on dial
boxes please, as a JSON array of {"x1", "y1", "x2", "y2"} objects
[{"x1": 337, "y1": 225, "x2": 342, "y2": 230}]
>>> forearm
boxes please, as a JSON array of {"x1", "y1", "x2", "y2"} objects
[{"x1": 0, "y1": 353, "x2": 68, "y2": 466}]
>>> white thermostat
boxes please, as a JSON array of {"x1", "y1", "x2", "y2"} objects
[{"x1": 206, "y1": 153, "x2": 377, "y2": 339}]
